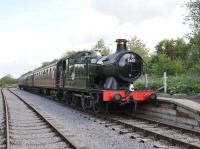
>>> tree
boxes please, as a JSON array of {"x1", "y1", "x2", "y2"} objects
[
  {"x1": 42, "y1": 59, "x2": 58, "y2": 66},
  {"x1": 185, "y1": 0, "x2": 200, "y2": 32},
  {"x1": 185, "y1": 31, "x2": 200, "y2": 71},
  {"x1": 61, "y1": 50, "x2": 76, "y2": 58},
  {"x1": 91, "y1": 38, "x2": 110, "y2": 56},
  {"x1": 128, "y1": 36, "x2": 149, "y2": 62},
  {"x1": 0, "y1": 74, "x2": 18, "y2": 87},
  {"x1": 155, "y1": 39, "x2": 176, "y2": 59},
  {"x1": 36, "y1": 59, "x2": 58, "y2": 69},
  {"x1": 184, "y1": 0, "x2": 200, "y2": 72},
  {"x1": 189, "y1": 31, "x2": 200, "y2": 61},
  {"x1": 148, "y1": 54, "x2": 184, "y2": 74},
  {"x1": 172, "y1": 38, "x2": 189, "y2": 60},
  {"x1": 155, "y1": 38, "x2": 188, "y2": 60}
]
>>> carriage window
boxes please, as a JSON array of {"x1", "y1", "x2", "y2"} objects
[
  {"x1": 52, "y1": 69, "x2": 55, "y2": 79},
  {"x1": 69, "y1": 58, "x2": 75, "y2": 64},
  {"x1": 65, "y1": 59, "x2": 69, "y2": 72},
  {"x1": 66, "y1": 59, "x2": 68, "y2": 66},
  {"x1": 48, "y1": 68, "x2": 51, "y2": 76}
]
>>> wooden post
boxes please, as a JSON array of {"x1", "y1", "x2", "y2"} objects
[
  {"x1": 164, "y1": 72, "x2": 167, "y2": 93},
  {"x1": 145, "y1": 74, "x2": 148, "y2": 89}
]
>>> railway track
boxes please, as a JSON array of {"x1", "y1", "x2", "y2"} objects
[
  {"x1": 101, "y1": 113, "x2": 200, "y2": 149},
  {"x1": 53, "y1": 96, "x2": 200, "y2": 148},
  {"x1": 0, "y1": 89, "x2": 8, "y2": 148},
  {"x1": 1, "y1": 88, "x2": 82, "y2": 149},
  {"x1": 10, "y1": 88, "x2": 200, "y2": 149},
  {"x1": 60, "y1": 96, "x2": 200, "y2": 148}
]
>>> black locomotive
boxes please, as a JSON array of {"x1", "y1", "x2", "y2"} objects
[{"x1": 19, "y1": 39, "x2": 156, "y2": 112}]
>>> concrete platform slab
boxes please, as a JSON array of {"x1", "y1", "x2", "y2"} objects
[{"x1": 158, "y1": 96, "x2": 200, "y2": 114}]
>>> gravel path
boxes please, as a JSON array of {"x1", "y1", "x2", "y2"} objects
[
  {"x1": 0, "y1": 90, "x2": 6, "y2": 148},
  {"x1": 3, "y1": 89, "x2": 69, "y2": 149},
  {"x1": 12, "y1": 88, "x2": 181, "y2": 149}
]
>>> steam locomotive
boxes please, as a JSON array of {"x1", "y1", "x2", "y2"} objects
[{"x1": 19, "y1": 39, "x2": 156, "y2": 112}]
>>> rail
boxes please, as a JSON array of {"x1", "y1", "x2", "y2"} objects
[
  {"x1": 7, "y1": 88, "x2": 83, "y2": 149},
  {"x1": 1, "y1": 89, "x2": 10, "y2": 149}
]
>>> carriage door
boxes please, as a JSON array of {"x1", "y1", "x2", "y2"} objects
[
  {"x1": 61, "y1": 60, "x2": 66, "y2": 88},
  {"x1": 56, "y1": 60, "x2": 66, "y2": 89},
  {"x1": 56, "y1": 62, "x2": 62, "y2": 88}
]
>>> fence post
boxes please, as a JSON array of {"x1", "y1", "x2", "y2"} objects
[
  {"x1": 145, "y1": 74, "x2": 148, "y2": 89},
  {"x1": 164, "y1": 72, "x2": 167, "y2": 93}
]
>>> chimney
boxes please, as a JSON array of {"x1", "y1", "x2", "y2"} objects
[{"x1": 115, "y1": 39, "x2": 128, "y2": 52}]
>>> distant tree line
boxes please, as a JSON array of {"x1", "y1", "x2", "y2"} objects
[{"x1": 0, "y1": 74, "x2": 18, "y2": 87}]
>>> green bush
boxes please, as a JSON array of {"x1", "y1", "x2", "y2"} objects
[
  {"x1": 189, "y1": 64, "x2": 200, "y2": 73},
  {"x1": 134, "y1": 74, "x2": 200, "y2": 94}
]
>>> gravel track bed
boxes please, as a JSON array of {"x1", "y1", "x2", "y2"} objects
[
  {"x1": 11, "y1": 122, "x2": 46, "y2": 127},
  {"x1": 11, "y1": 133, "x2": 57, "y2": 139},
  {"x1": 3, "y1": 89, "x2": 70, "y2": 149},
  {"x1": 9, "y1": 129, "x2": 52, "y2": 135},
  {"x1": 12, "y1": 88, "x2": 182, "y2": 149},
  {"x1": 11, "y1": 137, "x2": 62, "y2": 145},
  {"x1": 111, "y1": 115, "x2": 200, "y2": 147},
  {"x1": 11, "y1": 125, "x2": 49, "y2": 130},
  {"x1": 0, "y1": 90, "x2": 6, "y2": 148},
  {"x1": 12, "y1": 142, "x2": 69, "y2": 149}
]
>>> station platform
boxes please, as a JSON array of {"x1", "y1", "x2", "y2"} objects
[
  {"x1": 134, "y1": 96, "x2": 200, "y2": 131},
  {"x1": 157, "y1": 96, "x2": 200, "y2": 114}
]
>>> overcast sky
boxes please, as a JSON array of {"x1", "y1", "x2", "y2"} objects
[{"x1": 0, "y1": 0, "x2": 189, "y2": 78}]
